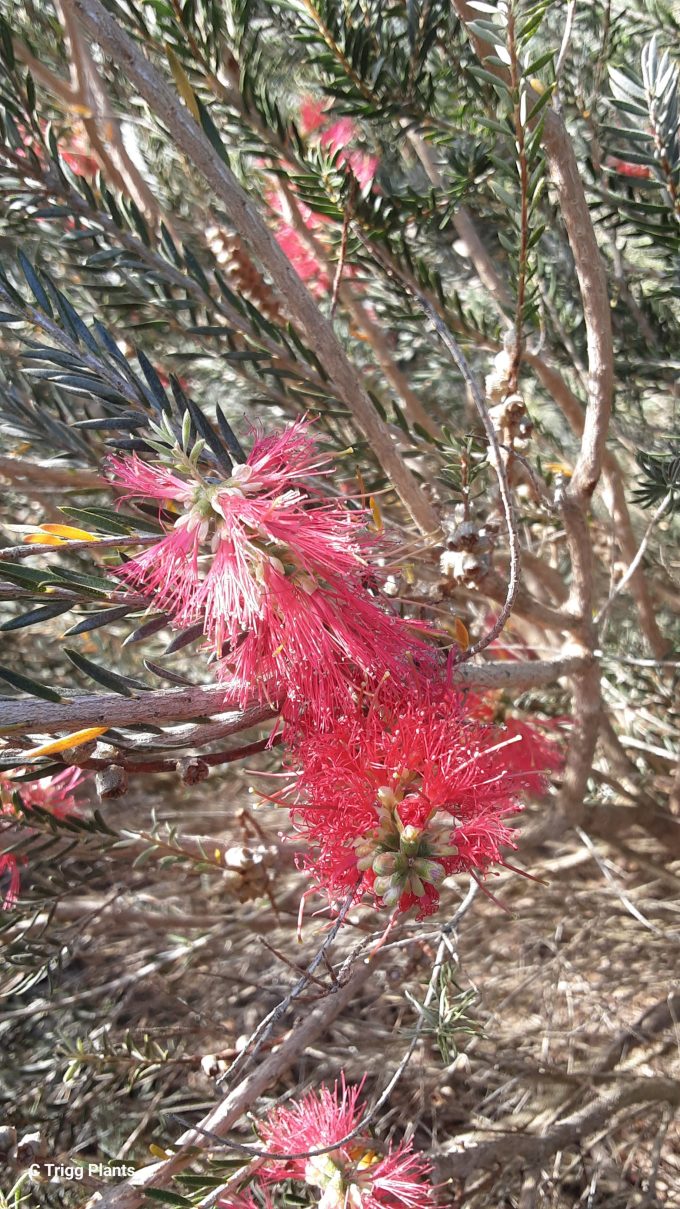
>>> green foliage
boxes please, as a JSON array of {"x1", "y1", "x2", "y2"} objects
[
  {"x1": 406, "y1": 959, "x2": 480, "y2": 1064},
  {"x1": 634, "y1": 442, "x2": 680, "y2": 509}
]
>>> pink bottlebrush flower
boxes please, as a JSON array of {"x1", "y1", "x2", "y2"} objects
[
  {"x1": 267, "y1": 189, "x2": 331, "y2": 295},
  {"x1": 274, "y1": 221, "x2": 331, "y2": 292},
  {"x1": 0, "y1": 853, "x2": 21, "y2": 911},
  {"x1": 300, "y1": 97, "x2": 329, "y2": 135},
  {"x1": 320, "y1": 120, "x2": 378, "y2": 190},
  {"x1": 270, "y1": 99, "x2": 377, "y2": 291},
  {"x1": 258, "y1": 1076, "x2": 440, "y2": 1209},
  {"x1": 300, "y1": 102, "x2": 379, "y2": 191},
  {"x1": 1, "y1": 768, "x2": 86, "y2": 908},
  {"x1": 321, "y1": 116, "x2": 357, "y2": 154},
  {"x1": 345, "y1": 148, "x2": 379, "y2": 191},
  {"x1": 468, "y1": 694, "x2": 566, "y2": 796},
  {"x1": 218, "y1": 1194, "x2": 273, "y2": 1209},
  {"x1": 288, "y1": 682, "x2": 556, "y2": 918},
  {"x1": 15, "y1": 766, "x2": 88, "y2": 818},
  {"x1": 107, "y1": 419, "x2": 435, "y2": 727}
]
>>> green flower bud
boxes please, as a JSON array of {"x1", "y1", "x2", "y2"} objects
[
  {"x1": 401, "y1": 825, "x2": 422, "y2": 856},
  {"x1": 413, "y1": 858, "x2": 446, "y2": 885},
  {"x1": 372, "y1": 851, "x2": 399, "y2": 877},
  {"x1": 380, "y1": 882, "x2": 404, "y2": 908}
]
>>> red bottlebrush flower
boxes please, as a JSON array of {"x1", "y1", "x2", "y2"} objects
[
  {"x1": 257, "y1": 1076, "x2": 440, "y2": 1209},
  {"x1": 270, "y1": 99, "x2": 377, "y2": 292},
  {"x1": 485, "y1": 716, "x2": 565, "y2": 795},
  {"x1": 1, "y1": 768, "x2": 86, "y2": 908},
  {"x1": 468, "y1": 695, "x2": 566, "y2": 795},
  {"x1": 61, "y1": 142, "x2": 100, "y2": 179},
  {"x1": 288, "y1": 683, "x2": 557, "y2": 918},
  {"x1": 107, "y1": 419, "x2": 434, "y2": 727},
  {"x1": 320, "y1": 120, "x2": 378, "y2": 191},
  {"x1": 0, "y1": 853, "x2": 21, "y2": 911},
  {"x1": 299, "y1": 97, "x2": 329, "y2": 135},
  {"x1": 605, "y1": 155, "x2": 652, "y2": 179}
]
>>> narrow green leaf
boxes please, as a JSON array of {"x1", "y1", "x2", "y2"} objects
[
  {"x1": 0, "y1": 666, "x2": 63, "y2": 702},
  {"x1": 0, "y1": 602, "x2": 72, "y2": 631},
  {"x1": 63, "y1": 606, "x2": 133, "y2": 636},
  {"x1": 524, "y1": 50, "x2": 555, "y2": 78},
  {"x1": 63, "y1": 648, "x2": 148, "y2": 695},
  {"x1": 526, "y1": 85, "x2": 554, "y2": 124},
  {"x1": 18, "y1": 251, "x2": 52, "y2": 316},
  {"x1": 62, "y1": 506, "x2": 162, "y2": 535},
  {"x1": 50, "y1": 568, "x2": 121, "y2": 596},
  {"x1": 143, "y1": 1187, "x2": 192, "y2": 1205},
  {"x1": 468, "y1": 65, "x2": 511, "y2": 96}
]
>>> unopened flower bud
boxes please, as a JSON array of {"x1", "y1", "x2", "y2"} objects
[
  {"x1": 401, "y1": 825, "x2": 422, "y2": 856},
  {"x1": 373, "y1": 873, "x2": 403, "y2": 900},
  {"x1": 379, "y1": 882, "x2": 404, "y2": 908},
  {"x1": 372, "y1": 851, "x2": 399, "y2": 877},
  {"x1": 413, "y1": 858, "x2": 446, "y2": 885}
]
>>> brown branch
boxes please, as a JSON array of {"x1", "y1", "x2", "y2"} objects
[
  {"x1": 524, "y1": 353, "x2": 668, "y2": 657},
  {"x1": 435, "y1": 1076, "x2": 680, "y2": 1180},
  {"x1": 355, "y1": 242, "x2": 521, "y2": 657},
  {"x1": 451, "y1": 1, "x2": 615, "y2": 823},
  {"x1": 401, "y1": 125, "x2": 513, "y2": 313},
  {"x1": 0, "y1": 660, "x2": 586, "y2": 741},
  {"x1": 56, "y1": 0, "x2": 161, "y2": 226},
  {"x1": 0, "y1": 536, "x2": 156, "y2": 561},
  {"x1": 71, "y1": 0, "x2": 440, "y2": 537},
  {"x1": 0, "y1": 456, "x2": 103, "y2": 490},
  {"x1": 453, "y1": 655, "x2": 588, "y2": 690},
  {"x1": 0, "y1": 688, "x2": 277, "y2": 737},
  {"x1": 12, "y1": 39, "x2": 79, "y2": 104},
  {"x1": 474, "y1": 568, "x2": 579, "y2": 633},
  {"x1": 275, "y1": 179, "x2": 442, "y2": 439},
  {"x1": 599, "y1": 992, "x2": 680, "y2": 1074}
]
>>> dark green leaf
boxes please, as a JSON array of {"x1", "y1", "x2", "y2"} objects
[
  {"x1": 18, "y1": 252, "x2": 52, "y2": 316},
  {"x1": 0, "y1": 602, "x2": 72, "y2": 632},
  {"x1": 64, "y1": 648, "x2": 149, "y2": 696},
  {"x1": 0, "y1": 666, "x2": 63, "y2": 702},
  {"x1": 62, "y1": 606, "x2": 133, "y2": 636}
]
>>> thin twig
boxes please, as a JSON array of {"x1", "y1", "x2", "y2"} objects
[
  {"x1": 180, "y1": 882, "x2": 481, "y2": 1163},
  {"x1": 554, "y1": 0, "x2": 577, "y2": 108},
  {"x1": 216, "y1": 884, "x2": 360, "y2": 1089},
  {"x1": 394, "y1": 287, "x2": 521, "y2": 661},
  {"x1": 507, "y1": 6, "x2": 529, "y2": 393},
  {"x1": 0, "y1": 535, "x2": 157, "y2": 562},
  {"x1": 595, "y1": 489, "x2": 672, "y2": 625}
]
